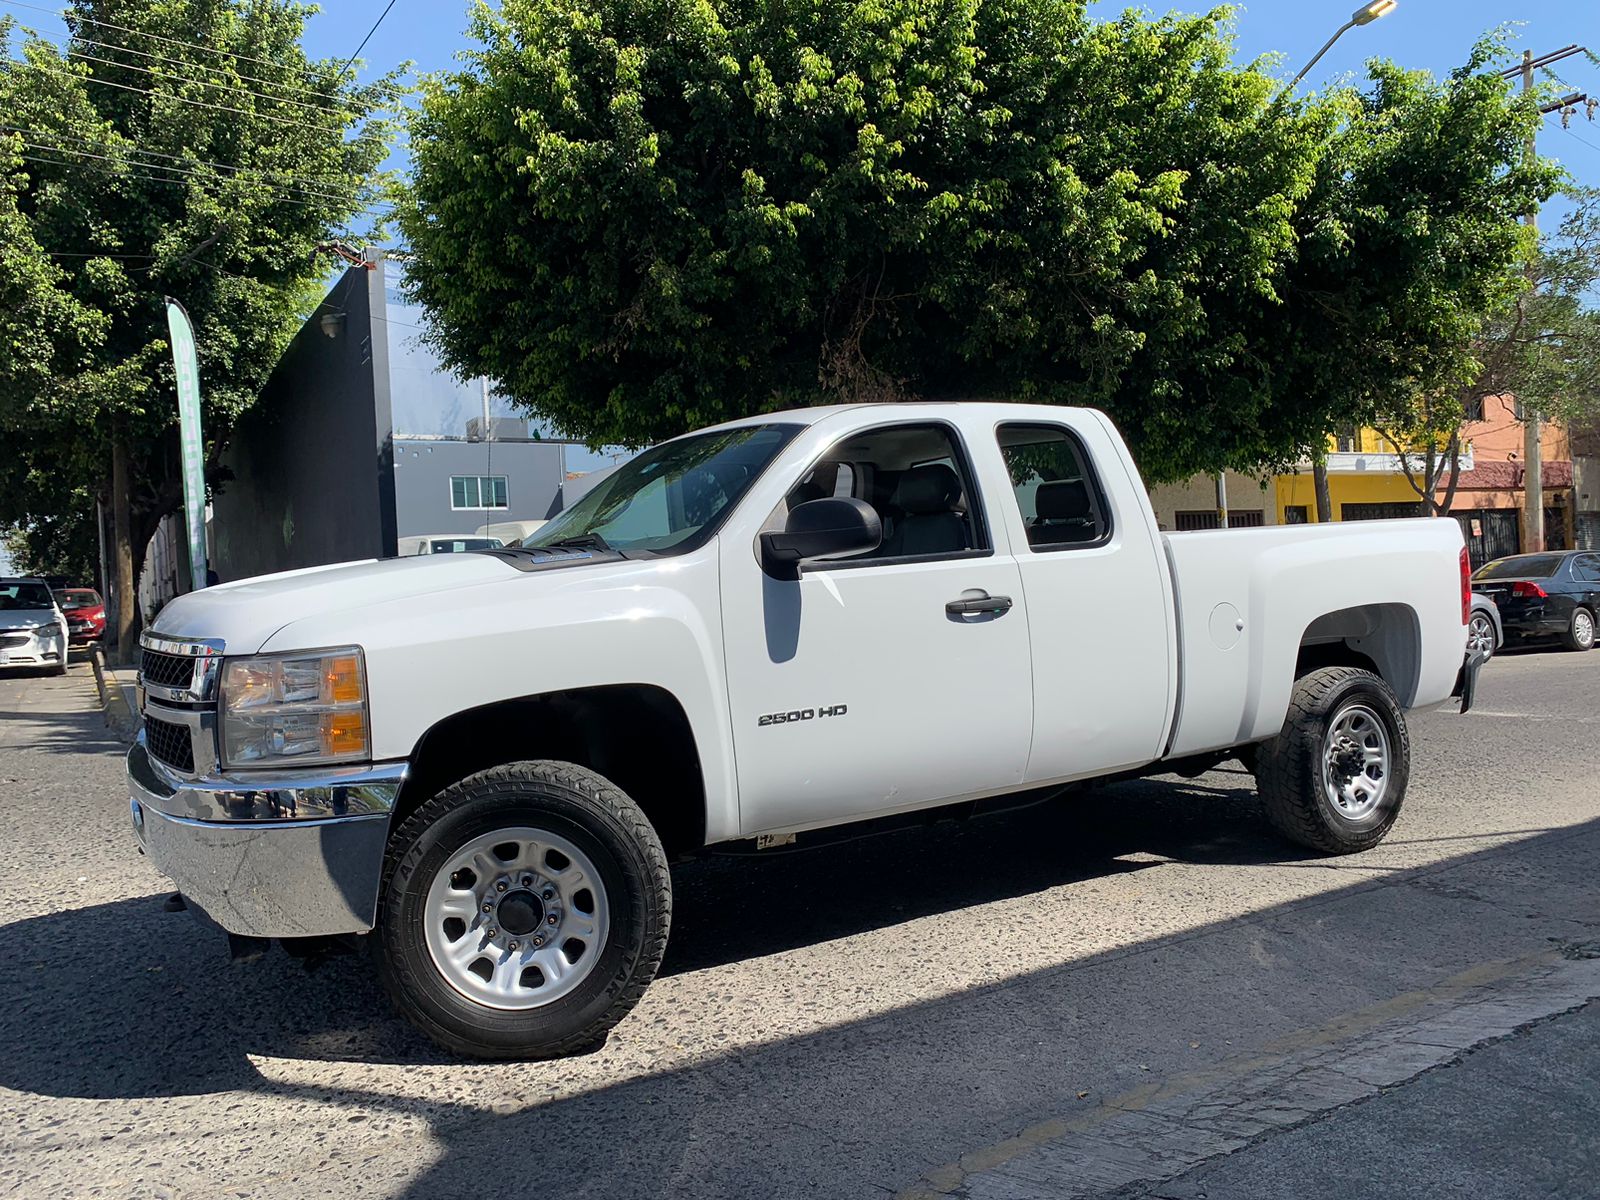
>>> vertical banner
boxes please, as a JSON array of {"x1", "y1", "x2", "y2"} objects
[{"x1": 164, "y1": 298, "x2": 208, "y2": 590}]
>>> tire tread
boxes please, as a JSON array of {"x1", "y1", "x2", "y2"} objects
[{"x1": 377, "y1": 760, "x2": 671, "y2": 1059}]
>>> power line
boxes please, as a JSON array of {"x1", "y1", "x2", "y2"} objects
[
  {"x1": 61, "y1": 44, "x2": 351, "y2": 118},
  {"x1": 336, "y1": 0, "x2": 400, "y2": 83},
  {"x1": 0, "y1": 0, "x2": 403, "y2": 96},
  {"x1": 10, "y1": 150, "x2": 392, "y2": 220},
  {"x1": 4, "y1": 56, "x2": 356, "y2": 132},
  {"x1": 10, "y1": 18, "x2": 364, "y2": 114},
  {"x1": 2, "y1": 124, "x2": 376, "y2": 193},
  {"x1": 8, "y1": 135, "x2": 380, "y2": 207},
  {"x1": 13, "y1": 19, "x2": 400, "y2": 110}
]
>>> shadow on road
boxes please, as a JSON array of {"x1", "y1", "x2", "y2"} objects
[{"x1": 2, "y1": 788, "x2": 1596, "y2": 1198}]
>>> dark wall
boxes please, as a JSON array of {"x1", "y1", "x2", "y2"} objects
[{"x1": 212, "y1": 261, "x2": 396, "y2": 581}]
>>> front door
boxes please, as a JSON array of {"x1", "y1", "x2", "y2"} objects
[{"x1": 719, "y1": 420, "x2": 1034, "y2": 836}]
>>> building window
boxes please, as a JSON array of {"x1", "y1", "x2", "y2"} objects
[
  {"x1": 1333, "y1": 425, "x2": 1361, "y2": 453},
  {"x1": 1463, "y1": 395, "x2": 1485, "y2": 422},
  {"x1": 1173, "y1": 510, "x2": 1264, "y2": 531},
  {"x1": 1341, "y1": 502, "x2": 1423, "y2": 521},
  {"x1": 450, "y1": 475, "x2": 508, "y2": 510},
  {"x1": 1284, "y1": 505, "x2": 1309, "y2": 524}
]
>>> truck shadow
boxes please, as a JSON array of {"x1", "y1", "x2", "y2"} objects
[
  {"x1": 6, "y1": 792, "x2": 1595, "y2": 1197},
  {"x1": 0, "y1": 773, "x2": 1284, "y2": 1099}
]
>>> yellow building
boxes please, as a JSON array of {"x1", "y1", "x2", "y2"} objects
[{"x1": 1273, "y1": 427, "x2": 1454, "y2": 524}]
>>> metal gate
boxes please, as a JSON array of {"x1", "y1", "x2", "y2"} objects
[
  {"x1": 1454, "y1": 509, "x2": 1521, "y2": 569},
  {"x1": 1578, "y1": 513, "x2": 1600, "y2": 552}
]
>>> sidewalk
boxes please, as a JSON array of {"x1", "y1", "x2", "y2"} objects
[
  {"x1": 1129, "y1": 999, "x2": 1600, "y2": 1200},
  {"x1": 89, "y1": 646, "x2": 140, "y2": 741}
]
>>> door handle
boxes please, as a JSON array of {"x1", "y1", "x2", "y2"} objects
[{"x1": 946, "y1": 593, "x2": 1013, "y2": 616}]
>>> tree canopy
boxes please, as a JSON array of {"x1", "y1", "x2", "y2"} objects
[
  {"x1": 401, "y1": 0, "x2": 1556, "y2": 481},
  {"x1": 0, "y1": 1, "x2": 398, "y2": 601}
]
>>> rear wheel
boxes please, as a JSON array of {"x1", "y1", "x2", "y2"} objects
[
  {"x1": 1255, "y1": 667, "x2": 1410, "y2": 855},
  {"x1": 375, "y1": 760, "x2": 670, "y2": 1059},
  {"x1": 1561, "y1": 607, "x2": 1595, "y2": 652}
]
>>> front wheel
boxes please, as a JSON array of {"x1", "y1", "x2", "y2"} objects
[
  {"x1": 375, "y1": 761, "x2": 671, "y2": 1059},
  {"x1": 1255, "y1": 667, "x2": 1410, "y2": 855},
  {"x1": 1562, "y1": 607, "x2": 1595, "y2": 652},
  {"x1": 1466, "y1": 612, "x2": 1497, "y2": 660}
]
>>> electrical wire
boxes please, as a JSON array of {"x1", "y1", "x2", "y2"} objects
[
  {"x1": 60, "y1": 44, "x2": 353, "y2": 117},
  {"x1": 3, "y1": 56, "x2": 353, "y2": 132},
  {"x1": 10, "y1": 150, "x2": 392, "y2": 220},
  {"x1": 0, "y1": 0, "x2": 405, "y2": 97},
  {"x1": 4, "y1": 124, "x2": 384, "y2": 199},
  {"x1": 8, "y1": 137, "x2": 393, "y2": 210},
  {"x1": 10, "y1": 19, "x2": 400, "y2": 110},
  {"x1": 336, "y1": 0, "x2": 400, "y2": 83},
  {"x1": 1560, "y1": 125, "x2": 1600, "y2": 155}
]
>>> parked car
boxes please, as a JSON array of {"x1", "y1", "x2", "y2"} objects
[
  {"x1": 1467, "y1": 593, "x2": 1502, "y2": 661},
  {"x1": 0, "y1": 577, "x2": 68, "y2": 674},
  {"x1": 1471, "y1": 551, "x2": 1600, "y2": 652},
  {"x1": 398, "y1": 534, "x2": 504, "y2": 556},
  {"x1": 53, "y1": 587, "x2": 107, "y2": 646},
  {"x1": 475, "y1": 519, "x2": 547, "y2": 546},
  {"x1": 128, "y1": 402, "x2": 1478, "y2": 1059}
]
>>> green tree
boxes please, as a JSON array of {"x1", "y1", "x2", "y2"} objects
[
  {"x1": 1374, "y1": 186, "x2": 1600, "y2": 516},
  {"x1": 401, "y1": 1, "x2": 1552, "y2": 485},
  {"x1": 0, "y1": 2, "x2": 398, "y2": 650}
]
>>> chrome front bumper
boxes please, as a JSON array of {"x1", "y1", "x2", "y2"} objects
[{"x1": 127, "y1": 734, "x2": 406, "y2": 939}]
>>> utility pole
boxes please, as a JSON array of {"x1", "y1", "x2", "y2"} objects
[
  {"x1": 1214, "y1": 472, "x2": 1229, "y2": 529},
  {"x1": 1505, "y1": 44, "x2": 1590, "y2": 553}
]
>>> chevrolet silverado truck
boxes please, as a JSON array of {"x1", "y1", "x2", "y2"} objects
[{"x1": 128, "y1": 403, "x2": 1481, "y2": 1058}]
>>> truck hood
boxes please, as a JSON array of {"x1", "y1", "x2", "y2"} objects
[{"x1": 148, "y1": 554, "x2": 523, "y2": 654}]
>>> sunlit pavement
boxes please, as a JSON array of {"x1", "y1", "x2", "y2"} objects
[{"x1": 1, "y1": 649, "x2": 1596, "y2": 1199}]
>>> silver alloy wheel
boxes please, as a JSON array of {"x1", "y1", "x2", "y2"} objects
[
  {"x1": 1467, "y1": 613, "x2": 1496, "y2": 658},
  {"x1": 1321, "y1": 703, "x2": 1391, "y2": 822},
  {"x1": 1576, "y1": 609, "x2": 1595, "y2": 649},
  {"x1": 423, "y1": 827, "x2": 609, "y2": 1011}
]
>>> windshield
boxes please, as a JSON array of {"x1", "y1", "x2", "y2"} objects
[
  {"x1": 61, "y1": 589, "x2": 100, "y2": 608},
  {"x1": 0, "y1": 581, "x2": 55, "y2": 610},
  {"x1": 1473, "y1": 554, "x2": 1566, "y2": 581},
  {"x1": 526, "y1": 425, "x2": 799, "y2": 554}
]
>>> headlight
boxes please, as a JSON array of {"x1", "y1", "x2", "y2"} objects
[
  {"x1": 220, "y1": 647, "x2": 370, "y2": 767},
  {"x1": 32, "y1": 621, "x2": 61, "y2": 636}
]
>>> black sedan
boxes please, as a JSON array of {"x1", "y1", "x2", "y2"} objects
[{"x1": 1471, "y1": 551, "x2": 1600, "y2": 652}]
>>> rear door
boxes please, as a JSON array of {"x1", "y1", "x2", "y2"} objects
[{"x1": 987, "y1": 418, "x2": 1174, "y2": 783}]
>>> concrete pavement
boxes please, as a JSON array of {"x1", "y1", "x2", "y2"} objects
[{"x1": 0, "y1": 648, "x2": 1597, "y2": 1198}]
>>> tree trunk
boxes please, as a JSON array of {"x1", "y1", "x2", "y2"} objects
[
  {"x1": 111, "y1": 436, "x2": 137, "y2": 664},
  {"x1": 1313, "y1": 459, "x2": 1333, "y2": 523}
]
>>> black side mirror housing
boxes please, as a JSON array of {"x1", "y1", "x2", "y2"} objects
[{"x1": 760, "y1": 498, "x2": 882, "y2": 580}]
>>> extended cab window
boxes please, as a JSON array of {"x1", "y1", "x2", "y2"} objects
[
  {"x1": 784, "y1": 423, "x2": 988, "y2": 562},
  {"x1": 996, "y1": 424, "x2": 1110, "y2": 549}
]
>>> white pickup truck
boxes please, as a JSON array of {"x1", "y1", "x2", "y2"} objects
[{"x1": 128, "y1": 402, "x2": 1480, "y2": 1058}]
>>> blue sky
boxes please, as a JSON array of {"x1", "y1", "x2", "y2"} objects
[{"x1": 303, "y1": 0, "x2": 1599, "y2": 194}]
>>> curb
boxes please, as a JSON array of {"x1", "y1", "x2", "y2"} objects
[{"x1": 91, "y1": 645, "x2": 140, "y2": 741}]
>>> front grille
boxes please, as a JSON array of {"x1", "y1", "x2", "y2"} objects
[
  {"x1": 141, "y1": 648, "x2": 197, "y2": 689},
  {"x1": 145, "y1": 716, "x2": 195, "y2": 773},
  {"x1": 0, "y1": 634, "x2": 27, "y2": 650}
]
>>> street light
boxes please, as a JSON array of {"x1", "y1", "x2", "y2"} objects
[{"x1": 1290, "y1": 2, "x2": 1398, "y2": 88}]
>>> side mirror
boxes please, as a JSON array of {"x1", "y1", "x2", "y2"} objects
[{"x1": 760, "y1": 498, "x2": 882, "y2": 580}]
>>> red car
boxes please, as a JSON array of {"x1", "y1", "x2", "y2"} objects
[{"x1": 55, "y1": 588, "x2": 106, "y2": 645}]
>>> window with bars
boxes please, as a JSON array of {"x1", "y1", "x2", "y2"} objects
[
  {"x1": 450, "y1": 475, "x2": 509, "y2": 510},
  {"x1": 1173, "y1": 510, "x2": 1264, "y2": 531}
]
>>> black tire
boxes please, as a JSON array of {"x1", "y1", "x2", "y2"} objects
[
  {"x1": 375, "y1": 760, "x2": 670, "y2": 1059},
  {"x1": 1255, "y1": 667, "x2": 1410, "y2": 855},
  {"x1": 1561, "y1": 607, "x2": 1595, "y2": 652}
]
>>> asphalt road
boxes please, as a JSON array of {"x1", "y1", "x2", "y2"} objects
[{"x1": 1, "y1": 646, "x2": 1597, "y2": 1199}]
